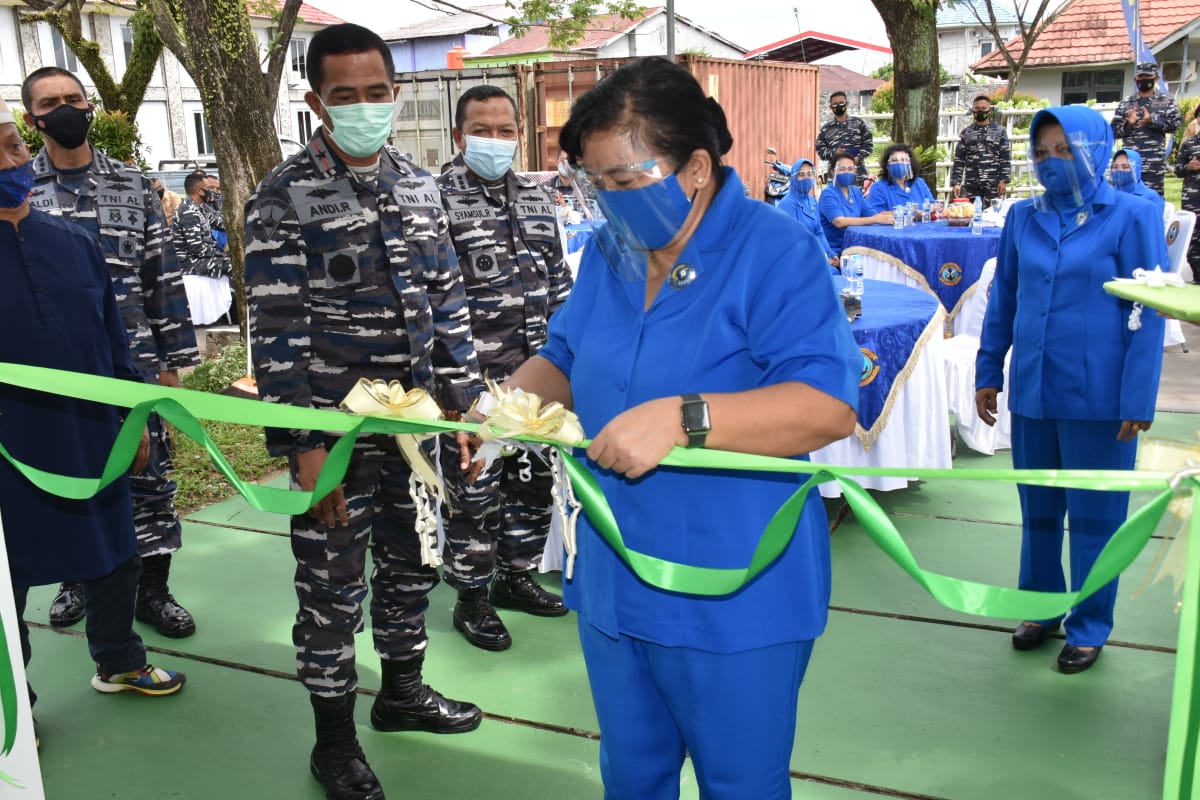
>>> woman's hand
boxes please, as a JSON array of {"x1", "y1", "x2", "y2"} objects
[
  {"x1": 975, "y1": 387, "x2": 999, "y2": 427},
  {"x1": 873, "y1": 210, "x2": 894, "y2": 226},
  {"x1": 1117, "y1": 420, "x2": 1152, "y2": 442},
  {"x1": 587, "y1": 397, "x2": 687, "y2": 480}
]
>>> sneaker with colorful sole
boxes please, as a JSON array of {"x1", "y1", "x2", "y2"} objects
[{"x1": 90, "y1": 665, "x2": 186, "y2": 696}]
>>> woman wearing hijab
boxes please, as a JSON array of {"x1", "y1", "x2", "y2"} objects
[
  {"x1": 1175, "y1": 104, "x2": 1200, "y2": 281},
  {"x1": 975, "y1": 106, "x2": 1167, "y2": 675},
  {"x1": 499, "y1": 57, "x2": 860, "y2": 798},
  {"x1": 868, "y1": 143, "x2": 935, "y2": 213},
  {"x1": 1110, "y1": 148, "x2": 1166, "y2": 221},
  {"x1": 819, "y1": 152, "x2": 893, "y2": 254},
  {"x1": 776, "y1": 157, "x2": 839, "y2": 270}
]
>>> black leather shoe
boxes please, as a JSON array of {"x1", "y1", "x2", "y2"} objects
[
  {"x1": 1011, "y1": 621, "x2": 1060, "y2": 651},
  {"x1": 370, "y1": 659, "x2": 482, "y2": 734},
  {"x1": 310, "y1": 747, "x2": 385, "y2": 800},
  {"x1": 490, "y1": 571, "x2": 568, "y2": 617},
  {"x1": 135, "y1": 593, "x2": 196, "y2": 638},
  {"x1": 1058, "y1": 644, "x2": 1102, "y2": 674},
  {"x1": 453, "y1": 588, "x2": 512, "y2": 651},
  {"x1": 49, "y1": 582, "x2": 85, "y2": 627}
]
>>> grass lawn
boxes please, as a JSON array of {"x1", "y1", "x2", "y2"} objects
[{"x1": 1165, "y1": 174, "x2": 1182, "y2": 208}]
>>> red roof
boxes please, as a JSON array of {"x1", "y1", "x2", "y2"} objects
[
  {"x1": 248, "y1": 2, "x2": 345, "y2": 27},
  {"x1": 476, "y1": 7, "x2": 657, "y2": 56},
  {"x1": 972, "y1": 0, "x2": 1198, "y2": 72},
  {"x1": 744, "y1": 31, "x2": 891, "y2": 62}
]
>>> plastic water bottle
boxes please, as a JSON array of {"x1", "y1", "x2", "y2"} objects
[
  {"x1": 845, "y1": 254, "x2": 864, "y2": 297},
  {"x1": 971, "y1": 195, "x2": 984, "y2": 235}
]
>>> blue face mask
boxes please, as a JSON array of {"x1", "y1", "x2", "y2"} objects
[
  {"x1": 888, "y1": 162, "x2": 912, "y2": 181},
  {"x1": 595, "y1": 171, "x2": 693, "y2": 251},
  {"x1": 1110, "y1": 169, "x2": 1135, "y2": 191},
  {"x1": 794, "y1": 177, "x2": 815, "y2": 196},
  {"x1": 463, "y1": 135, "x2": 517, "y2": 181},
  {"x1": 1035, "y1": 156, "x2": 1088, "y2": 207},
  {"x1": 0, "y1": 161, "x2": 34, "y2": 209},
  {"x1": 835, "y1": 172, "x2": 856, "y2": 188}
]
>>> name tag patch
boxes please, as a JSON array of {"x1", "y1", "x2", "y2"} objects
[
  {"x1": 392, "y1": 176, "x2": 441, "y2": 209},
  {"x1": 289, "y1": 179, "x2": 363, "y2": 224}
]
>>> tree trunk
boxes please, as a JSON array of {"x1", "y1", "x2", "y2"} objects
[
  {"x1": 872, "y1": 0, "x2": 941, "y2": 151},
  {"x1": 149, "y1": 0, "x2": 290, "y2": 332}
]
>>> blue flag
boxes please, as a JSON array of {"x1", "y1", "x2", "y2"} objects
[{"x1": 1120, "y1": 0, "x2": 1169, "y2": 92}]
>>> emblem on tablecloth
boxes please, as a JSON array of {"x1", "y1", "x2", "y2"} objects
[
  {"x1": 938, "y1": 262, "x2": 963, "y2": 286},
  {"x1": 859, "y1": 347, "x2": 880, "y2": 387}
]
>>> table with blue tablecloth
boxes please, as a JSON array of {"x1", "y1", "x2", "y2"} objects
[
  {"x1": 564, "y1": 222, "x2": 595, "y2": 254},
  {"x1": 841, "y1": 222, "x2": 1001, "y2": 335},
  {"x1": 813, "y1": 278, "x2": 951, "y2": 498}
]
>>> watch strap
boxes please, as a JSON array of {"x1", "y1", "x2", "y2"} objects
[{"x1": 680, "y1": 393, "x2": 710, "y2": 448}]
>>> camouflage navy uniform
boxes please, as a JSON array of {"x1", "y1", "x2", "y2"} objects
[
  {"x1": 244, "y1": 130, "x2": 482, "y2": 697},
  {"x1": 816, "y1": 116, "x2": 875, "y2": 183},
  {"x1": 435, "y1": 154, "x2": 573, "y2": 590},
  {"x1": 29, "y1": 147, "x2": 199, "y2": 557},
  {"x1": 1175, "y1": 131, "x2": 1200, "y2": 281},
  {"x1": 1111, "y1": 91, "x2": 1182, "y2": 194},
  {"x1": 951, "y1": 119, "x2": 1011, "y2": 203},
  {"x1": 171, "y1": 196, "x2": 232, "y2": 278}
]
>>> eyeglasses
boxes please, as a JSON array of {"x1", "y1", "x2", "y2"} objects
[
  {"x1": 887, "y1": 158, "x2": 910, "y2": 165},
  {"x1": 834, "y1": 166, "x2": 857, "y2": 174},
  {"x1": 566, "y1": 157, "x2": 668, "y2": 191}
]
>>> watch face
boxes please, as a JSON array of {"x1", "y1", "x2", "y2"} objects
[{"x1": 683, "y1": 399, "x2": 711, "y2": 433}]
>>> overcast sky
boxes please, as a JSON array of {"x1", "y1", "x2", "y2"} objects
[{"x1": 304, "y1": 0, "x2": 893, "y2": 71}]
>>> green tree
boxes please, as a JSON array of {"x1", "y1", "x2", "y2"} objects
[
  {"x1": 501, "y1": 0, "x2": 644, "y2": 49},
  {"x1": 870, "y1": 0, "x2": 941, "y2": 152},
  {"x1": 944, "y1": 0, "x2": 1065, "y2": 100},
  {"x1": 19, "y1": 1, "x2": 162, "y2": 120},
  {"x1": 871, "y1": 61, "x2": 954, "y2": 85}
]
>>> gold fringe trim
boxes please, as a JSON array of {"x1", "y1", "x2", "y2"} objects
[
  {"x1": 854, "y1": 305, "x2": 947, "y2": 453},
  {"x1": 842, "y1": 245, "x2": 974, "y2": 324}
]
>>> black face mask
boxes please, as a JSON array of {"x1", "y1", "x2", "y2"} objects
[
  {"x1": 831, "y1": 103, "x2": 848, "y2": 115},
  {"x1": 33, "y1": 103, "x2": 94, "y2": 149},
  {"x1": 1137, "y1": 79, "x2": 1155, "y2": 92},
  {"x1": 973, "y1": 109, "x2": 990, "y2": 122}
]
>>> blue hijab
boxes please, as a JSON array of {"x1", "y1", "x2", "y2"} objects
[
  {"x1": 1030, "y1": 105, "x2": 1112, "y2": 217},
  {"x1": 776, "y1": 158, "x2": 835, "y2": 261},
  {"x1": 1112, "y1": 148, "x2": 1166, "y2": 218}
]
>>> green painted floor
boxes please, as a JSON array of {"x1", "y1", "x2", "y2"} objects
[{"x1": 21, "y1": 414, "x2": 1194, "y2": 799}]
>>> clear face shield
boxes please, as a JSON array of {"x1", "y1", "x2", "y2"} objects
[
  {"x1": 1032, "y1": 128, "x2": 1102, "y2": 213},
  {"x1": 556, "y1": 153, "x2": 695, "y2": 282}
]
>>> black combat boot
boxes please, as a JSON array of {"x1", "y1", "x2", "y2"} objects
[
  {"x1": 370, "y1": 658, "x2": 483, "y2": 734},
  {"x1": 310, "y1": 693, "x2": 385, "y2": 800},
  {"x1": 490, "y1": 570, "x2": 568, "y2": 617},
  {"x1": 49, "y1": 582, "x2": 85, "y2": 627},
  {"x1": 135, "y1": 554, "x2": 196, "y2": 638},
  {"x1": 452, "y1": 586, "x2": 512, "y2": 651}
]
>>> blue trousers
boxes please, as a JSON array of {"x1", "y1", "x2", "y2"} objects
[
  {"x1": 1011, "y1": 415, "x2": 1136, "y2": 647},
  {"x1": 578, "y1": 617, "x2": 813, "y2": 800}
]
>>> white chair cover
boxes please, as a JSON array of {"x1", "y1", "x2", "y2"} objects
[
  {"x1": 1163, "y1": 201, "x2": 1177, "y2": 222},
  {"x1": 1163, "y1": 211, "x2": 1196, "y2": 350},
  {"x1": 182, "y1": 274, "x2": 233, "y2": 326}
]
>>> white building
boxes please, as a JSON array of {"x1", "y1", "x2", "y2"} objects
[
  {"x1": 0, "y1": 0, "x2": 341, "y2": 167},
  {"x1": 937, "y1": 0, "x2": 1025, "y2": 81}
]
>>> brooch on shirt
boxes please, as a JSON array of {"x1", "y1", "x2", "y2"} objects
[
  {"x1": 668, "y1": 263, "x2": 697, "y2": 289},
  {"x1": 1075, "y1": 211, "x2": 1089, "y2": 227}
]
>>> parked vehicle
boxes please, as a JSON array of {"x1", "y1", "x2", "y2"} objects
[{"x1": 763, "y1": 146, "x2": 791, "y2": 206}]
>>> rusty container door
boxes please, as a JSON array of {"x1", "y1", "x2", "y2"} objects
[{"x1": 529, "y1": 57, "x2": 819, "y2": 200}]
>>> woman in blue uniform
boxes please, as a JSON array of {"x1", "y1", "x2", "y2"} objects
[
  {"x1": 776, "y1": 157, "x2": 839, "y2": 270},
  {"x1": 975, "y1": 105, "x2": 1166, "y2": 674},
  {"x1": 819, "y1": 152, "x2": 893, "y2": 254},
  {"x1": 867, "y1": 143, "x2": 935, "y2": 213},
  {"x1": 503, "y1": 58, "x2": 860, "y2": 798},
  {"x1": 1109, "y1": 148, "x2": 1166, "y2": 221}
]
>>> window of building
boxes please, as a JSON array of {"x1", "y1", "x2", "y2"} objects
[
  {"x1": 121, "y1": 24, "x2": 134, "y2": 65},
  {"x1": 1061, "y1": 69, "x2": 1124, "y2": 104},
  {"x1": 980, "y1": 40, "x2": 994, "y2": 57},
  {"x1": 193, "y1": 111, "x2": 214, "y2": 156},
  {"x1": 51, "y1": 28, "x2": 78, "y2": 72},
  {"x1": 296, "y1": 109, "x2": 314, "y2": 141},
  {"x1": 289, "y1": 38, "x2": 306, "y2": 82}
]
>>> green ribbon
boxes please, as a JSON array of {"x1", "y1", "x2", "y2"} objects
[{"x1": 0, "y1": 362, "x2": 1194, "y2": 799}]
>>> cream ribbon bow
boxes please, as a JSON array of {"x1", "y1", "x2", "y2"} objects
[
  {"x1": 474, "y1": 380, "x2": 586, "y2": 577},
  {"x1": 1132, "y1": 437, "x2": 1200, "y2": 601},
  {"x1": 1125, "y1": 267, "x2": 1184, "y2": 331},
  {"x1": 340, "y1": 379, "x2": 446, "y2": 567}
]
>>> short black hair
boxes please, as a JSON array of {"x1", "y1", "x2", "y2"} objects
[
  {"x1": 973, "y1": 94, "x2": 992, "y2": 105},
  {"x1": 559, "y1": 58, "x2": 733, "y2": 188},
  {"x1": 879, "y1": 142, "x2": 919, "y2": 183},
  {"x1": 455, "y1": 85, "x2": 518, "y2": 131},
  {"x1": 829, "y1": 91, "x2": 848, "y2": 103},
  {"x1": 184, "y1": 172, "x2": 208, "y2": 196},
  {"x1": 21, "y1": 66, "x2": 87, "y2": 112},
  {"x1": 307, "y1": 23, "x2": 395, "y2": 95}
]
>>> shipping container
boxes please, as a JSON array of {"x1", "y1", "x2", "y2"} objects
[
  {"x1": 392, "y1": 57, "x2": 820, "y2": 199},
  {"x1": 529, "y1": 56, "x2": 820, "y2": 198},
  {"x1": 391, "y1": 67, "x2": 524, "y2": 172}
]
